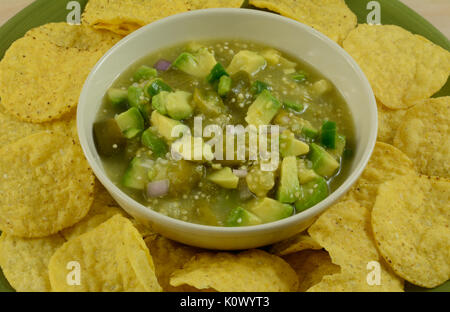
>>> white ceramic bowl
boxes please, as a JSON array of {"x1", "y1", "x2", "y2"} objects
[{"x1": 78, "y1": 8, "x2": 377, "y2": 250}]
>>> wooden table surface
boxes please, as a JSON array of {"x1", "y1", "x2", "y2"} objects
[{"x1": 0, "y1": 0, "x2": 449, "y2": 38}]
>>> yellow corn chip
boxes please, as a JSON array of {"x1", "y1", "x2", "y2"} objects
[
  {"x1": 186, "y1": 0, "x2": 244, "y2": 10},
  {"x1": 372, "y1": 174, "x2": 450, "y2": 288},
  {"x1": 308, "y1": 201, "x2": 404, "y2": 291},
  {"x1": 82, "y1": 0, "x2": 189, "y2": 35},
  {"x1": 249, "y1": 0, "x2": 357, "y2": 44},
  {"x1": 170, "y1": 249, "x2": 298, "y2": 292},
  {"x1": 343, "y1": 24, "x2": 450, "y2": 109},
  {"x1": 0, "y1": 232, "x2": 65, "y2": 292},
  {"x1": 377, "y1": 101, "x2": 407, "y2": 144},
  {"x1": 282, "y1": 250, "x2": 340, "y2": 292},
  {"x1": 341, "y1": 142, "x2": 415, "y2": 210},
  {"x1": 146, "y1": 236, "x2": 201, "y2": 291},
  {"x1": 0, "y1": 23, "x2": 121, "y2": 123},
  {"x1": 270, "y1": 232, "x2": 322, "y2": 256},
  {"x1": 394, "y1": 97, "x2": 450, "y2": 178},
  {"x1": 49, "y1": 215, "x2": 161, "y2": 292},
  {"x1": 0, "y1": 132, "x2": 95, "y2": 237}
]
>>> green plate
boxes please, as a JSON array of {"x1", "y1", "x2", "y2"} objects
[{"x1": 0, "y1": 0, "x2": 448, "y2": 292}]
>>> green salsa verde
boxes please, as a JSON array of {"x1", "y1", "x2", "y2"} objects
[{"x1": 94, "y1": 40, "x2": 355, "y2": 227}]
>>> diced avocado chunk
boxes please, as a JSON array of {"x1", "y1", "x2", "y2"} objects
[
  {"x1": 274, "y1": 109, "x2": 314, "y2": 136},
  {"x1": 261, "y1": 49, "x2": 281, "y2": 65},
  {"x1": 280, "y1": 130, "x2": 309, "y2": 157},
  {"x1": 283, "y1": 100, "x2": 303, "y2": 113},
  {"x1": 141, "y1": 128, "x2": 168, "y2": 158},
  {"x1": 172, "y1": 135, "x2": 214, "y2": 162},
  {"x1": 152, "y1": 91, "x2": 194, "y2": 120},
  {"x1": 115, "y1": 107, "x2": 145, "y2": 139},
  {"x1": 193, "y1": 88, "x2": 226, "y2": 117},
  {"x1": 128, "y1": 85, "x2": 147, "y2": 109},
  {"x1": 173, "y1": 47, "x2": 217, "y2": 78},
  {"x1": 227, "y1": 50, "x2": 267, "y2": 76},
  {"x1": 309, "y1": 143, "x2": 340, "y2": 178},
  {"x1": 225, "y1": 207, "x2": 262, "y2": 227},
  {"x1": 247, "y1": 198, "x2": 294, "y2": 223},
  {"x1": 312, "y1": 79, "x2": 332, "y2": 95},
  {"x1": 328, "y1": 134, "x2": 346, "y2": 160},
  {"x1": 122, "y1": 157, "x2": 153, "y2": 190},
  {"x1": 151, "y1": 160, "x2": 202, "y2": 196},
  {"x1": 302, "y1": 127, "x2": 319, "y2": 141},
  {"x1": 245, "y1": 90, "x2": 281, "y2": 126},
  {"x1": 150, "y1": 111, "x2": 183, "y2": 142},
  {"x1": 245, "y1": 164, "x2": 276, "y2": 197},
  {"x1": 145, "y1": 78, "x2": 173, "y2": 97},
  {"x1": 207, "y1": 63, "x2": 229, "y2": 84},
  {"x1": 295, "y1": 177, "x2": 329, "y2": 212},
  {"x1": 107, "y1": 88, "x2": 128, "y2": 110},
  {"x1": 321, "y1": 121, "x2": 337, "y2": 149},
  {"x1": 93, "y1": 119, "x2": 126, "y2": 157},
  {"x1": 133, "y1": 65, "x2": 157, "y2": 82},
  {"x1": 297, "y1": 159, "x2": 319, "y2": 184},
  {"x1": 207, "y1": 167, "x2": 239, "y2": 189},
  {"x1": 218, "y1": 75, "x2": 232, "y2": 97},
  {"x1": 251, "y1": 80, "x2": 272, "y2": 95},
  {"x1": 277, "y1": 156, "x2": 301, "y2": 204}
]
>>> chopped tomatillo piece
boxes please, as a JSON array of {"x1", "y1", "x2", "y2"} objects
[
  {"x1": 122, "y1": 157, "x2": 153, "y2": 190},
  {"x1": 93, "y1": 119, "x2": 127, "y2": 157}
]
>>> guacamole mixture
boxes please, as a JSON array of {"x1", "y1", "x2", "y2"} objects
[{"x1": 94, "y1": 40, "x2": 355, "y2": 227}]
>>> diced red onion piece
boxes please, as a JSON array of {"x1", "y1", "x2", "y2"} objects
[
  {"x1": 154, "y1": 59, "x2": 172, "y2": 71},
  {"x1": 233, "y1": 169, "x2": 248, "y2": 178},
  {"x1": 147, "y1": 180, "x2": 169, "y2": 198}
]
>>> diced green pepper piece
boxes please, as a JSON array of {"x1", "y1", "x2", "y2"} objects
[
  {"x1": 115, "y1": 107, "x2": 145, "y2": 139},
  {"x1": 251, "y1": 80, "x2": 271, "y2": 95},
  {"x1": 93, "y1": 119, "x2": 127, "y2": 157},
  {"x1": 207, "y1": 63, "x2": 229, "y2": 84},
  {"x1": 141, "y1": 128, "x2": 169, "y2": 158},
  {"x1": 145, "y1": 78, "x2": 173, "y2": 97},
  {"x1": 321, "y1": 121, "x2": 337, "y2": 149},
  {"x1": 283, "y1": 100, "x2": 304, "y2": 113},
  {"x1": 225, "y1": 207, "x2": 262, "y2": 227},
  {"x1": 133, "y1": 65, "x2": 157, "y2": 82},
  {"x1": 107, "y1": 88, "x2": 128, "y2": 110},
  {"x1": 295, "y1": 177, "x2": 329, "y2": 212},
  {"x1": 302, "y1": 127, "x2": 319, "y2": 141},
  {"x1": 218, "y1": 75, "x2": 232, "y2": 97},
  {"x1": 292, "y1": 71, "x2": 308, "y2": 83}
]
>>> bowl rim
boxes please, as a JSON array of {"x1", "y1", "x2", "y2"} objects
[{"x1": 78, "y1": 8, "x2": 378, "y2": 236}]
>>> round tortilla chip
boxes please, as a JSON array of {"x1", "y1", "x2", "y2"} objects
[
  {"x1": 186, "y1": 0, "x2": 244, "y2": 10},
  {"x1": 270, "y1": 232, "x2": 322, "y2": 256},
  {"x1": 343, "y1": 24, "x2": 450, "y2": 109},
  {"x1": 0, "y1": 232, "x2": 65, "y2": 292},
  {"x1": 377, "y1": 101, "x2": 406, "y2": 144},
  {"x1": 308, "y1": 201, "x2": 404, "y2": 291},
  {"x1": 0, "y1": 23, "x2": 120, "y2": 123},
  {"x1": 49, "y1": 215, "x2": 161, "y2": 292},
  {"x1": 341, "y1": 142, "x2": 415, "y2": 210},
  {"x1": 0, "y1": 106, "x2": 77, "y2": 146},
  {"x1": 393, "y1": 96, "x2": 450, "y2": 178},
  {"x1": 372, "y1": 174, "x2": 450, "y2": 288},
  {"x1": 146, "y1": 236, "x2": 201, "y2": 292},
  {"x1": 282, "y1": 250, "x2": 340, "y2": 292},
  {"x1": 0, "y1": 131, "x2": 95, "y2": 237},
  {"x1": 170, "y1": 249, "x2": 298, "y2": 292},
  {"x1": 249, "y1": 0, "x2": 357, "y2": 44}
]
